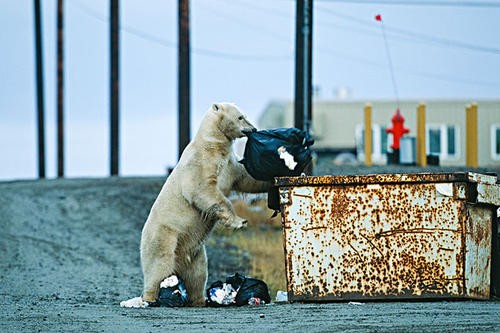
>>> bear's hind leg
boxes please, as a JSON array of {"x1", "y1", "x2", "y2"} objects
[
  {"x1": 181, "y1": 245, "x2": 208, "y2": 307},
  {"x1": 140, "y1": 228, "x2": 178, "y2": 303}
]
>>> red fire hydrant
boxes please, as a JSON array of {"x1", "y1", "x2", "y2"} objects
[{"x1": 386, "y1": 108, "x2": 409, "y2": 150}]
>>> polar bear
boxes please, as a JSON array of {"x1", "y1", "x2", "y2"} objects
[{"x1": 130, "y1": 103, "x2": 270, "y2": 307}]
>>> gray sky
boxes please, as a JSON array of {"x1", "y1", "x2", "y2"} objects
[{"x1": 1, "y1": 0, "x2": 499, "y2": 180}]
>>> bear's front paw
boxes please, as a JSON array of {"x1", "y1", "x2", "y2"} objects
[{"x1": 224, "y1": 216, "x2": 248, "y2": 229}]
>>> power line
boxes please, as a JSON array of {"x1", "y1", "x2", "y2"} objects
[
  {"x1": 229, "y1": 0, "x2": 500, "y2": 60},
  {"x1": 70, "y1": 0, "x2": 292, "y2": 62},
  {"x1": 316, "y1": 5, "x2": 500, "y2": 55},
  {"x1": 69, "y1": 0, "x2": 499, "y2": 87},
  {"x1": 223, "y1": 0, "x2": 294, "y2": 20},
  {"x1": 317, "y1": 44, "x2": 500, "y2": 87},
  {"x1": 229, "y1": 0, "x2": 500, "y2": 56},
  {"x1": 197, "y1": 0, "x2": 292, "y2": 43},
  {"x1": 192, "y1": 47, "x2": 291, "y2": 61},
  {"x1": 232, "y1": 0, "x2": 500, "y2": 55},
  {"x1": 378, "y1": 20, "x2": 500, "y2": 55},
  {"x1": 313, "y1": 0, "x2": 500, "y2": 8}
]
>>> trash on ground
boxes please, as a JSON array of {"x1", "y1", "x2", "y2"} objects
[
  {"x1": 206, "y1": 273, "x2": 271, "y2": 306},
  {"x1": 275, "y1": 290, "x2": 288, "y2": 303},
  {"x1": 156, "y1": 275, "x2": 188, "y2": 307},
  {"x1": 120, "y1": 296, "x2": 149, "y2": 308},
  {"x1": 120, "y1": 275, "x2": 188, "y2": 308},
  {"x1": 206, "y1": 280, "x2": 238, "y2": 305}
]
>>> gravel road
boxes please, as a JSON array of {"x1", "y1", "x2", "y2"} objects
[{"x1": 1, "y1": 171, "x2": 499, "y2": 332}]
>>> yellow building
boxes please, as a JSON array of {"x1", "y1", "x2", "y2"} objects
[{"x1": 258, "y1": 99, "x2": 500, "y2": 167}]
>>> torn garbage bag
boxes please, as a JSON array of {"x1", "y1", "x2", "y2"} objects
[
  {"x1": 240, "y1": 127, "x2": 314, "y2": 182},
  {"x1": 206, "y1": 273, "x2": 271, "y2": 306},
  {"x1": 155, "y1": 275, "x2": 188, "y2": 307}
]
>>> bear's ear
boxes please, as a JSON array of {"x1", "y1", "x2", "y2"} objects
[{"x1": 212, "y1": 103, "x2": 223, "y2": 112}]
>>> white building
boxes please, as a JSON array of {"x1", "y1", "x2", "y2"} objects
[{"x1": 258, "y1": 99, "x2": 500, "y2": 167}]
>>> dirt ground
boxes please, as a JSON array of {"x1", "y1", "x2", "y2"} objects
[{"x1": 1, "y1": 168, "x2": 499, "y2": 332}]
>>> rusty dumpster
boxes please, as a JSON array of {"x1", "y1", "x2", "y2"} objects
[{"x1": 276, "y1": 172, "x2": 500, "y2": 301}]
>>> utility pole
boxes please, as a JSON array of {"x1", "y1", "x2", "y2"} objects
[
  {"x1": 294, "y1": 0, "x2": 313, "y2": 134},
  {"x1": 178, "y1": 0, "x2": 190, "y2": 160},
  {"x1": 294, "y1": 0, "x2": 313, "y2": 174},
  {"x1": 110, "y1": 0, "x2": 120, "y2": 175},
  {"x1": 56, "y1": 0, "x2": 64, "y2": 177},
  {"x1": 34, "y1": 0, "x2": 45, "y2": 178}
]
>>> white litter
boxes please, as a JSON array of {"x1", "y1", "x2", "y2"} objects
[
  {"x1": 209, "y1": 283, "x2": 238, "y2": 305},
  {"x1": 160, "y1": 275, "x2": 179, "y2": 288},
  {"x1": 120, "y1": 296, "x2": 148, "y2": 308},
  {"x1": 275, "y1": 290, "x2": 288, "y2": 303},
  {"x1": 121, "y1": 275, "x2": 185, "y2": 308},
  {"x1": 277, "y1": 146, "x2": 297, "y2": 170}
]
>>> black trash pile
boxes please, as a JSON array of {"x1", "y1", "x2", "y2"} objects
[
  {"x1": 206, "y1": 273, "x2": 271, "y2": 306},
  {"x1": 149, "y1": 273, "x2": 270, "y2": 307}
]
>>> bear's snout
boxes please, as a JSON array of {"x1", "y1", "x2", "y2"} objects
[{"x1": 242, "y1": 127, "x2": 257, "y2": 134}]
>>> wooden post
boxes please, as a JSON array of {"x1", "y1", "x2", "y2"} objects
[
  {"x1": 178, "y1": 0, "x2": 190, "y2": 160},
  {"x1": 471, "y1": 102, "x2": 478, "y2": 168},
  {"x1": 110, "y1": 0, "x2": 120, "y2": 175},
  {"x1": 34, "y1": 0, "x2": 45, "y2": 178},
  {"x1": 364, "y1": 103, "x2": 372, "y2": 166},
  {"x1": 466, "y1": 102, "x2": 478, "y2": 168},
  {"x1": 56, "y1": 0, "x2": 64, "y2": 178},
  {"x1": 416, "y1": 102, "x2": 427, "y2": 166},
  {"x1": 465, "y1": 104, "x2": 471, "y2": 166}
]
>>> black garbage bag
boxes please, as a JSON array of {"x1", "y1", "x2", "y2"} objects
[
  {"x1": 206, "y1": 273, "x2": 270, "y2": 307},
  {"x1": 156, "y1": 275, "x2": 188, "y2": 307},
  {"x1": 225, "y1": 272, "x2": 245, "y2": 291},
  {"x1": 267, "y1": 186, "x2": 281, "y2": 212},
  {"x1": 234, "y1": 276, "x2": 271, "y2": 306},
  {"x1": 240, "y1": 128, "x2": 314, "y2": 182}
]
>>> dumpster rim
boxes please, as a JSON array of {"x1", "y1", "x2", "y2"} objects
[{"x1": 274, "y1": 172, "x2": 497, "y2": 187}]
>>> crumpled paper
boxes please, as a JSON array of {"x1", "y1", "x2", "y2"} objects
[{"x1": 208, "y1": 282, "x2": 238, "y2": 305}]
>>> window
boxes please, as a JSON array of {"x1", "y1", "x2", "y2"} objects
[
  {"x1": 491, "y1": 124, "x2": 500, "y2": 160},
  {"x1": 355, "y1": 124, "x2": 390, "y2": 163},
  {"x1": 380, "y1": 126, "x2": 389, "y2": 154},
  {"x1": 447, "y1": 126, "x2": 456, "y2": 155},
  {"x1": 426, "y1": 124, "x2": 459, "y2": 160},
  {"x1": 428, "y1": 127, "x2": 441, "y2": 155}
]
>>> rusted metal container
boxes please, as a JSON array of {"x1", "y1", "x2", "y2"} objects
[{"x1": 276, "y1": 172, "x2": 499, "y2": 301}]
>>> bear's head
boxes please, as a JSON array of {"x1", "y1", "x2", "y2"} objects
[{"x1": 211, "y1": 103, "x2": 256, "y2": 140}]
